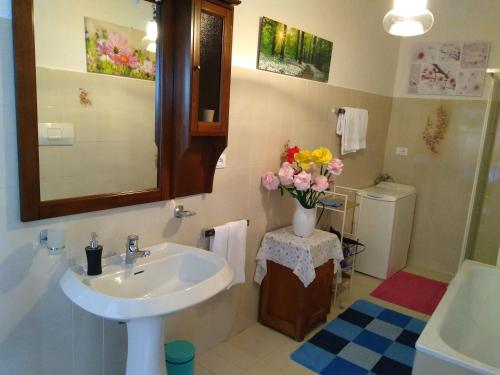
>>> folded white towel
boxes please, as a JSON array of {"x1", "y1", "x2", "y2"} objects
[
  {"x1": 336, "y1": 107, "x2": 368, "y2": 155},
  {"x1": 209, "y1": 220, "x2": 247, "y2": 288}
]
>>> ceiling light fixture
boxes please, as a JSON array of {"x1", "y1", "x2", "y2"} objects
[{"x1": 383, "y1": 0, "x2": 434, "y2": 37}]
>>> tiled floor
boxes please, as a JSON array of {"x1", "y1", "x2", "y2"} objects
[{"x1": 196, "y1": 267, "x2": 452, "y2": 375}]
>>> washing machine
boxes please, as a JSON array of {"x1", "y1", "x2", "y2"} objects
[{"x1": 354, "y1": 182, "x2": 416, "y2": 279}]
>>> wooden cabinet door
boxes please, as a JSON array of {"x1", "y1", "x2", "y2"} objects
[{"x1": 191, "y1": 0, "x2": 233, "y2": 136}]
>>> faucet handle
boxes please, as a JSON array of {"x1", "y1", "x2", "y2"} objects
[
  {"x1": 127, "y1": 234, "x2": 139, "y2": 241},
  {"x1": 127, "y1": 234, "x2": 139, "y2": 250}
]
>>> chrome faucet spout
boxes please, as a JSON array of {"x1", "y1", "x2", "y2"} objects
[{"x1": 125, "y1": 235, "x2": 150, "y2": 264}]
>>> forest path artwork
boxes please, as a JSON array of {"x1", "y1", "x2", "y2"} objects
[{"x1": 257, "y1": 17, "x2": 333, "y2": 82}]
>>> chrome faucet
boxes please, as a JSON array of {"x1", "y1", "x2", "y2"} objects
[{"x1": 125, "y1": 235, "x2": 150, "y2": 264}]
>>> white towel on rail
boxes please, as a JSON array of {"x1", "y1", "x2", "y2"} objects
[
  {"x1": 336, "y1": 107, "x2": 368, "y2": 155},
  {"x1": 209, "y1": 220, "x2": 247, "y2": 288}
]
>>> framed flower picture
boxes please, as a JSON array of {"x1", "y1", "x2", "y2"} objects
[
  {"x1": 84, "y1": 17, "x2": 156, "y2": 81},
  {"x1": 408, "y1": 41, "x2": 490, "y2": 96}
]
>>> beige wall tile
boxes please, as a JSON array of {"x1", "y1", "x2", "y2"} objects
[
  {"x1": 384, "y1": 98, "x2": 487, "y2": 274},
  {"x1": 36, "y1": 68, "x2": 157, "y2": 200}
]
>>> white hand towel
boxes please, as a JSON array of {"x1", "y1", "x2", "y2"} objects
[
  {"x1": 336, "y1": 107, "x2": 368, "y2": 155},
  {"x1": 209, "y1": 223, "x2": 230, "y2": 259},
  {"x1": 227, "y1": 220, "x2": 247, "y2": 287},
  {"x1": 209, "y1": 220, "x2": 247, "y2": 288}
]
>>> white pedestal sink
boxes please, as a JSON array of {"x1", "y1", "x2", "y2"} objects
[{"x1": 60, "y1": 242, "x2": 233, "y2": 375}]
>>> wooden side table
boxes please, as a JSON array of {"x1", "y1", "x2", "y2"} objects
[
  {"x1": 259, "y1": 260, "x2": 333, "y2": 341},
  {"x1": 254, "y1": 227, "x2": 343, "y2": 341}
]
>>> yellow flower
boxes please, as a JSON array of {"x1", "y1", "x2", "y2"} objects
[
  {"x1": 311, "y1": 147, "x2": 333, "y2": 165},
  {"x1": 294, "y1": 150, "x2": 313, "y2": 170}
]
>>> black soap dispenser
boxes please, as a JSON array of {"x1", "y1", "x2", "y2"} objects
[{"x1": 85, "y1": 232, "x2": 103, "y2": 276}]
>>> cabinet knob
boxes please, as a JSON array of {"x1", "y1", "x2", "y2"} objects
[{"x1": 194, "y1": 65, "x2": 201, "y2": 71}]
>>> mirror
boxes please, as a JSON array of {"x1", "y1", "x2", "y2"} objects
[
  {"x1": 34, "y1": 0, "x2": 158, "y2": 201},
  {"x1": 13, "y1": 0, "x2": 170, "y2": 221}
]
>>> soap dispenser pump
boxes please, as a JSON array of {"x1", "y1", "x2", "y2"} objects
[{"x1": 85, "y1": 232, "x2": 103, "y2": 276}]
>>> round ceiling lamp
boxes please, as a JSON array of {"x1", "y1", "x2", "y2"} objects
[{"x1": 383, "y1": 0, "x2": 434, "y2": 37}]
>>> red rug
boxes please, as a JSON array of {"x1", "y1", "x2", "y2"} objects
[{"x1": 370, "y1": 271, "x2": 448, "y2": 315}]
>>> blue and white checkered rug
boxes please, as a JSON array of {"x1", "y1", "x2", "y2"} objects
[{"x1": 291, "y1": 300, "x2": 426, "y2": 374}]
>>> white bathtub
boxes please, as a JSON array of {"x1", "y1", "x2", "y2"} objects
[{"x1": 413, "y1": 260, "x2": 500, "y2": 375}]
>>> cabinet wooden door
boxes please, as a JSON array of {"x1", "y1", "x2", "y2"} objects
[
  {"x1": 259, "y1": 260, "x2": 333, "y2": 341},
  {"x1": 191, "y1": 0, "x2": 233, "y2": 136}
]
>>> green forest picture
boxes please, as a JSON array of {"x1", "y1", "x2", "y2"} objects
[{"x1": 257, "y1": 17, "x2": 333, "y2": 82}]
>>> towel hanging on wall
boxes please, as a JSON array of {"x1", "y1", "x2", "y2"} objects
[
  {"x1": 336, "y1": 107, "x2": 369, "y2": 155},
  {"x1": 209, "y1": 219, "x2": 247, "y2": 288}
]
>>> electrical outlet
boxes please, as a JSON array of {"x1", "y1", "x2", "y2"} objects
[
  {"x1": 216, "y1": 154, "x2": 226, "y2": 169},
  {"x1": 395, "y1": 147, "x2": 408, "y2": 156}
]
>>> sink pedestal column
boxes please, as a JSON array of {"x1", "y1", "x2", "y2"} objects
[{"x1": 126, "y1": 316, "x2": 166, "y2": 375}]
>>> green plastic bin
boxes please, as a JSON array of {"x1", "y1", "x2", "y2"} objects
[{"x1": 165, "y1": 340, "x2": 195, "y2": 375}]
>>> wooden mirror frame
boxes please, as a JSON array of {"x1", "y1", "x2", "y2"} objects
[{"x1": 12, "y1": 0, "x2": 173, "y2": 221}]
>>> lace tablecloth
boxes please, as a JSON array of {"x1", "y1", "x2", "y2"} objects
[{"x1": 254, "y1": 226, "x2": 343, "y2": 287}]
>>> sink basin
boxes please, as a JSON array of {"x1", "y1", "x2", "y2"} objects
[{"x1": 60, "y1": 242, "x2": 233, "y2": 375}]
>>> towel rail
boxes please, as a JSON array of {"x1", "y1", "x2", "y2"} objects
[
  {"x1": 332, "y1": 107, "x2": 346, "y2": 115},
  {"x1": 203, "y1": 219, "x2": 250, "y2": 238}
]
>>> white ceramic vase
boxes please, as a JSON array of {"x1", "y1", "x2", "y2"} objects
[{"x1": 292, "y1": 200, "x2": 316, "y2": 238}]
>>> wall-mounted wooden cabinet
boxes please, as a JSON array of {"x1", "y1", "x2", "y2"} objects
[
  {"x1": 191, "y1": 0, "x2": 233, "y2": 136},
  {"x1": 170, "y1": 0, "x2": 239, "y2": 198}
]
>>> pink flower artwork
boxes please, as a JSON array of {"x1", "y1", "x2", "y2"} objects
[
  {"x1": 106, "y1": 32, "x2": 129, "y2": 57},
  {"x1": 438, "y1": 43, "x2": 461, "y2": 62},
  {"x1": 408, "y1": 41, "x2": 489, "y2": 97},
  {"x1": 461, "y1": 42, "x2": 490, "y2": 69},
  {"x1": 109, "y1": 48, "x2": 140, "y2": 68},
  {"x1": 414, "y1": 63, "x2": 459, "y2": 95},
  {"x1": 85, "y1": 17, "x2": 157, "y2": 81}
]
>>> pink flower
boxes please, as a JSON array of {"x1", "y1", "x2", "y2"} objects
[
  {"x1": 110, "y1": 49, "x2": 139, "y2": 68},
  {"x1": 261, "y1": 172, "x2": 280, "y2": 190},
  {"x1": 327, "y1": 158, "x2": 344, "y2": 176},
  {"x1": 293, "y1": 171, "x2": 311, "y2": 191},
  {"x1": 278, "y1": 162, "x2": 295, "y2": 185},
  {"x1": 96, "y1": 39, "x2": 110, "y2": 56},
  {"x1": 101, "y1": 32, "x2": 140, "y2": 69},
  {"x1": 106, "y1": 32, "x2": 129, "y2": 56},
  {"x1": 312, "y1": 175, "x2": 329, "y2": 192},
  {"x1": 142, "y1": 60, "x2": 155, "y2": 77}
]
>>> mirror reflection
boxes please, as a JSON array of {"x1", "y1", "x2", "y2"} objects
[{"x1": 34, "y1": 0, "x2": 158, "y2": 201}]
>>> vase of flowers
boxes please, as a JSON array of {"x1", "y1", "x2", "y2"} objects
[{"x1": 261, "y1": 144, "x2": 344, "y2": 238}]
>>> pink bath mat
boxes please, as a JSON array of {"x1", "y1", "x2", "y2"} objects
[{"x1": 370, "y1": 271, "x2": 448, "y2": 315}]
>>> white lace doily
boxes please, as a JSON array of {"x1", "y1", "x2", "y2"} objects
[{"x1": 254, "y1": 226, "x2": 343, "y2": 287}]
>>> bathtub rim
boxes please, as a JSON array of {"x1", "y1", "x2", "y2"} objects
[{"x1": 415, "y1": 260, "x2": 500, "y2": 375}]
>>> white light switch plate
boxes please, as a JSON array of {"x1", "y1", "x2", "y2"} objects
[
  {"x1": 216, "y1": 154, "x2": 226, "y2": 169},
  {"x1": 395, "y1": 146, "x2": 408, "y2": 156}
]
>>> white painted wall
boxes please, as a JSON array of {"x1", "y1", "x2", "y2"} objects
[
  {"x1": 33, "y1": 0, "x2": 402, "y2": 95},
  {"x1": 34, "y1": 0, "x2": 152, "y2": 72},
  {"x1": 232, "y1": 0, "x2": 401, "y2": 96},
  {"x1": 392, "y1": 0, "x2": 500, "y2": 99}
]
